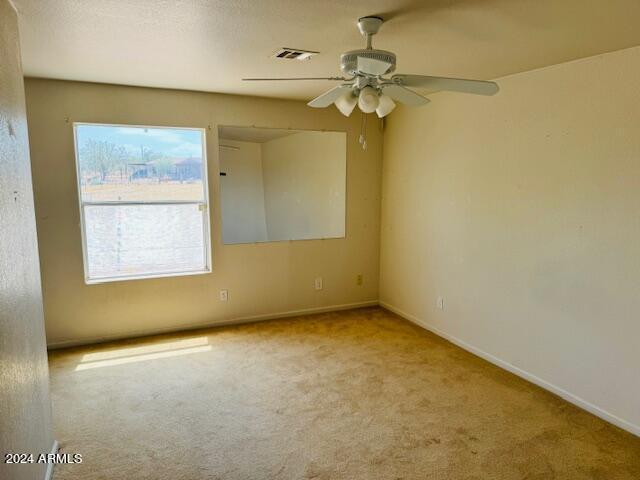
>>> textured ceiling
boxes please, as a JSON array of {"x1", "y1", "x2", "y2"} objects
[{"x1": 13, "y1": 0, "x2": 640, "y2": 101}]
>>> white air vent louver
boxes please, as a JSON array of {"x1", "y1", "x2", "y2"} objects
[{"x1": 271, "y1": 48, "x2": 318, "y2": 61}]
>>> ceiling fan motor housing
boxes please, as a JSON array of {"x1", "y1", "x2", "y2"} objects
[{"x1": 340, "y1": 49, "x2": 396, "y2": 76}]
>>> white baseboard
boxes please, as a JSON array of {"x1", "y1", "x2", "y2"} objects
[
  {"x1": 47, "y1": 300, "x2": 379, "y2": 349},
  {"x1": 380, "y1": 301, "x2": 640, "y2": 438},
  {"x1": 44, "y1": 440, "x2": 59, "y2": 480}
]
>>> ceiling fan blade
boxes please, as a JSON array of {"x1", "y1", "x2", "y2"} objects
[
  {"x1": 392, "y1": 74, "x2": 499, "y2": 96},
  {"x1": 357, "y1": 57, "x2": 392, "y2": 76},
  {"x1": 308, "y1": 85, "x2": 353, "y2": 108},
  {"x1": 381, "y1": 85, "x2": 430, "y2": 106},
  {"x1": 242, "y1": 76, "x2": 347, "y2": 81}
]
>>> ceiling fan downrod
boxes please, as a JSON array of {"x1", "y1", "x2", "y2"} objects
[{"x1": 357, "y1": 16, "x2": 383, "y2": 50}]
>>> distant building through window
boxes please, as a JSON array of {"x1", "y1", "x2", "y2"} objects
[{"x1": 73, "y1": 123, "x2": 211, "y2": 283}]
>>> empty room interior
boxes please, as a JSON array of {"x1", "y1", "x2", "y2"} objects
[{"x1": 2, "y1": 1, "x2": 640, "y2": 479}]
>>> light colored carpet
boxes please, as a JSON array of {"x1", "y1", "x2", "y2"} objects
[{"x1": 48, "y1": 307, "x2": 640, "y2": 479}]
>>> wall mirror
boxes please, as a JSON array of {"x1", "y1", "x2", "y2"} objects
[{"x1": 218, "y1": 126, "x2": 346, "y2": 244}]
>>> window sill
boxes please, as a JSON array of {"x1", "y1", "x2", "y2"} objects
[{"x1": 84, "y1": 267, "x2": 212, "y2": 285}]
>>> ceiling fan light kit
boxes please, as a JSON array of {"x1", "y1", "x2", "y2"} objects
[
  {"x1": 375, "y1": 94, "x2": 396, "y2": 118},
  {"x1": 243, "y1": 16, "x2": 499, "y2": 119},
  {"x1": 358, "y1": 86, "x2": 379, "y2": 113},
  {"x1": 334, "y1": 90, "x2": 358, "y2": 116}
]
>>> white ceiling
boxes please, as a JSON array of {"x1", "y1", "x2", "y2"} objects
[
  {"x1": 219, "y1": 126, "x2": 297, "y2": 143},
  {"x1": 14, "y1": 0, "x2": 640, "y2": 101}
]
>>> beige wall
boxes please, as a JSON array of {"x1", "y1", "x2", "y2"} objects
[
  {"x1": 24, "y1": 78, "x2": 382, "y2": 347},
  {"x1": 219, "y1": 139, "x2": 268, "y2": 244},
  {"x1": 380, "y1": 46, "x2": 640, "y2": 435},
  {"x1": 0, "y1": 2, "x2": 55, "y2": 479},
  {"x1": 262, "y1": 131, "x2": 346, "y2": 241}
]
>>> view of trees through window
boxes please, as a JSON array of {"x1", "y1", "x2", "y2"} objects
[{"x1": 74, "y1": 124, "x2": 210, "y2": 282}]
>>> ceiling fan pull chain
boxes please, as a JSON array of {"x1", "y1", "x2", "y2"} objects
[{"x1": 359, "y1": 112, "x2": 367, "y2": 150}]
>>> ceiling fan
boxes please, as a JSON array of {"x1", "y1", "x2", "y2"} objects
[{"x1": 243, "y1": 16, "x2": 499, "y2": 118}]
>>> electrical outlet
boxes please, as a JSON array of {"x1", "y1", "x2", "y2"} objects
[
  {"x1": 314, "y1": 277, "x2": 323, "y2": 290},
  {"x1": 356, "y1": 274, "x2": 363, "y2": 286},
  {"x1": 437, "y1": 296, "x2": 444, "y2": 310},
  {"x1": 219, "y1": 289, "x2": 228, "y2": 302}
]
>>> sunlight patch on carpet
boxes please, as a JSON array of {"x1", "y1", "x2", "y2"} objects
[{"x1": 75, "y1": 338, "x2": 212, "y2": 370}]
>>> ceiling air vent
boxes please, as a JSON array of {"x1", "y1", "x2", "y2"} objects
[{"x1": 271, "y1": 48, "x2": 318, "y2": 61}]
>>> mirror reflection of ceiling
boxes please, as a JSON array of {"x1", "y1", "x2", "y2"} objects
[
  {"x1": 14, "y1": 0, "x2": 640, "y2": 100},
  {"x1": 219, "y1": 126, "x2": 297, "y2": 144},
  {"x1": 218, "y1": 126, "x2": 346, "y2": 244}
]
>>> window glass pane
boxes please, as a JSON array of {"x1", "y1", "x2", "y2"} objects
[
  {"x1": 84, "y1": 204, "x2": 206, "y2": 280},
  {"x1": 76, "y1": 125, "x2": 205, "y2": 202}
]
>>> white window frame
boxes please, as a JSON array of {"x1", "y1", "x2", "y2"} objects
[{"x1": 73, "y1": 122, "x2": 212, "y2": 284}]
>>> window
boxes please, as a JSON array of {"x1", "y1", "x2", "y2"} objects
[{"x1": 74, "y1": 124, "x2": 210, "y2": 283}]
